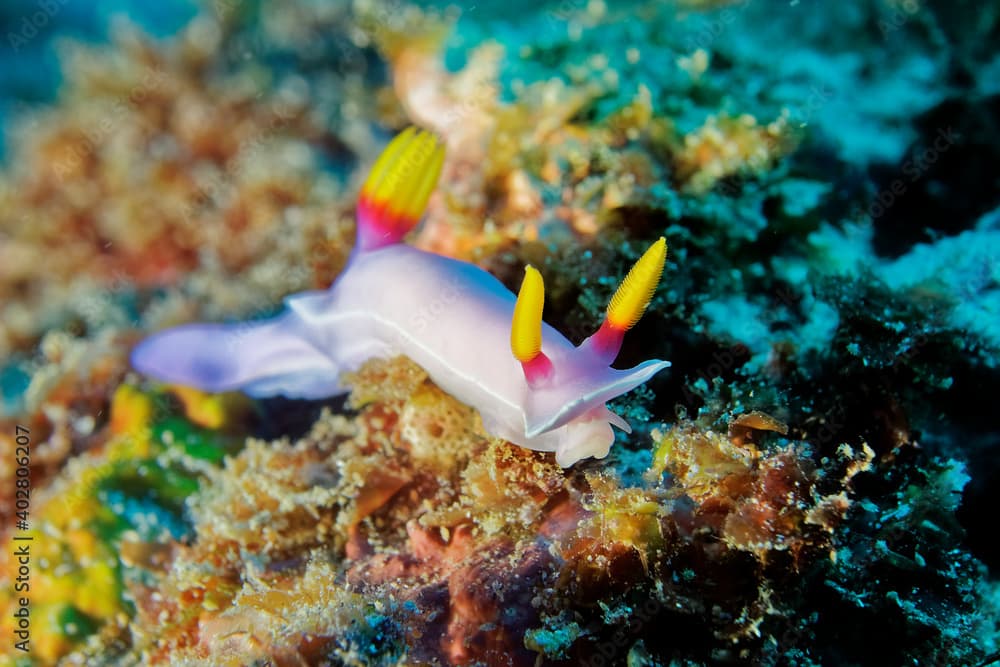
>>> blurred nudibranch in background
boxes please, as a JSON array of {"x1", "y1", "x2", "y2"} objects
[{"x1": 132, "y1": 127, "x2": 670, "y2": 466}]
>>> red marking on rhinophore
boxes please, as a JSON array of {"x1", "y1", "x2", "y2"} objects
[
  {"x1": 584, "y1": 318, "x2": 626, "y2": 366},
  {"x1": 521, "y1": 351, "x2": 555, "y2": 388},
  {"x1": 356, "y1": 194, "x2": 420, "y2": 251}
]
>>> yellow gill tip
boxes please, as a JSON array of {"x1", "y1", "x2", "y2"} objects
[
  {"x1": 511, "y1": 265, "x2": 545, "y2": 362},
  {"x1": 606, "y1": 237, "x2": 668, "y2": 330}
]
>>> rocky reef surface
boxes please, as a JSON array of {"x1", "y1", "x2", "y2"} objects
[{"x1": 0, "y1": 1, "x2": 998, "y2": 665}]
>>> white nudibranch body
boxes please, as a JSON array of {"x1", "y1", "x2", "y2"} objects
[{"x1": 131, "y1": 128, "x2": 671, "y2": 466}]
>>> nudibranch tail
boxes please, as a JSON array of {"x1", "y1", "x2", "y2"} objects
[
  {"x1": 511, "y1": 265, "x2": 554, "y2": 387},
  {"x1": 356, "y1": 127, "x2": 445, "y2": 252},
  {"x1": 581, "y1": 237, "x2": 668, "y2": 365},
  {"x1": 129, "y1": 314, "x2": 344, "y2": 399}
]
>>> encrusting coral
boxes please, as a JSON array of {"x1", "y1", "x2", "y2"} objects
[{"x1": 25, "y1": 353, "x2": 869, "y2": 665}]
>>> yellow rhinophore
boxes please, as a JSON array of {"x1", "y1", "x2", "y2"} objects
[
  {"x1": 511, "y1": 266, "x2": 545, "y2": 363},
  {"x1": 362, "y1": 127, "x2": 445, "y2": 224},
  {"x1": 606, "y1": 237, "x2": 668, "y2": 331},
  {"x1": 363, "y1": 127, "x2": 415, "y2": 195}
]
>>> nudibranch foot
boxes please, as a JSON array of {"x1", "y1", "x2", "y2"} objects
[{"x1": 132, "y1": 126, "x2": 672, "y2": 467}]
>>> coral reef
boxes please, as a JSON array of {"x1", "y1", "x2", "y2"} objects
[
  {"x1": 11, "y1": 359, "x2": 867, "y2": 665},
  {"x1": 0, "y1": 0, "x2": 997, "y2": 665},
  {"x1": 0, "y1": 19, "x2": 355, "y2": 362}
]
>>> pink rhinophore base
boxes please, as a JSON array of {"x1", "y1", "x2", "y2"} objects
[
  {"x1": 521, "y1": 352, "x2": 555, "y2": 388},
  {"x1": 585, "y1": 319, "x2": 625, "y2": 365},
  {"x1": 356, "y1": 196, "x2": 417, "y2": 252}
]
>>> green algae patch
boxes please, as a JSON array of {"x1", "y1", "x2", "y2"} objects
[{"x1": 0, "y1": 384, "x2": 253, "y2": 665}]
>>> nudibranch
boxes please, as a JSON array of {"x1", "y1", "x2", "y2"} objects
[{"x1": 131, "y1": 127, "x2": 671, "y2": 466}]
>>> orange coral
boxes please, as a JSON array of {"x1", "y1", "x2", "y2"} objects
[
  {"x1": 648, "y1": 416, "x2": 867, "y2": 568},
  {"x1": 0, "y1": 19, "x2": 354, "y2": 359}
]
